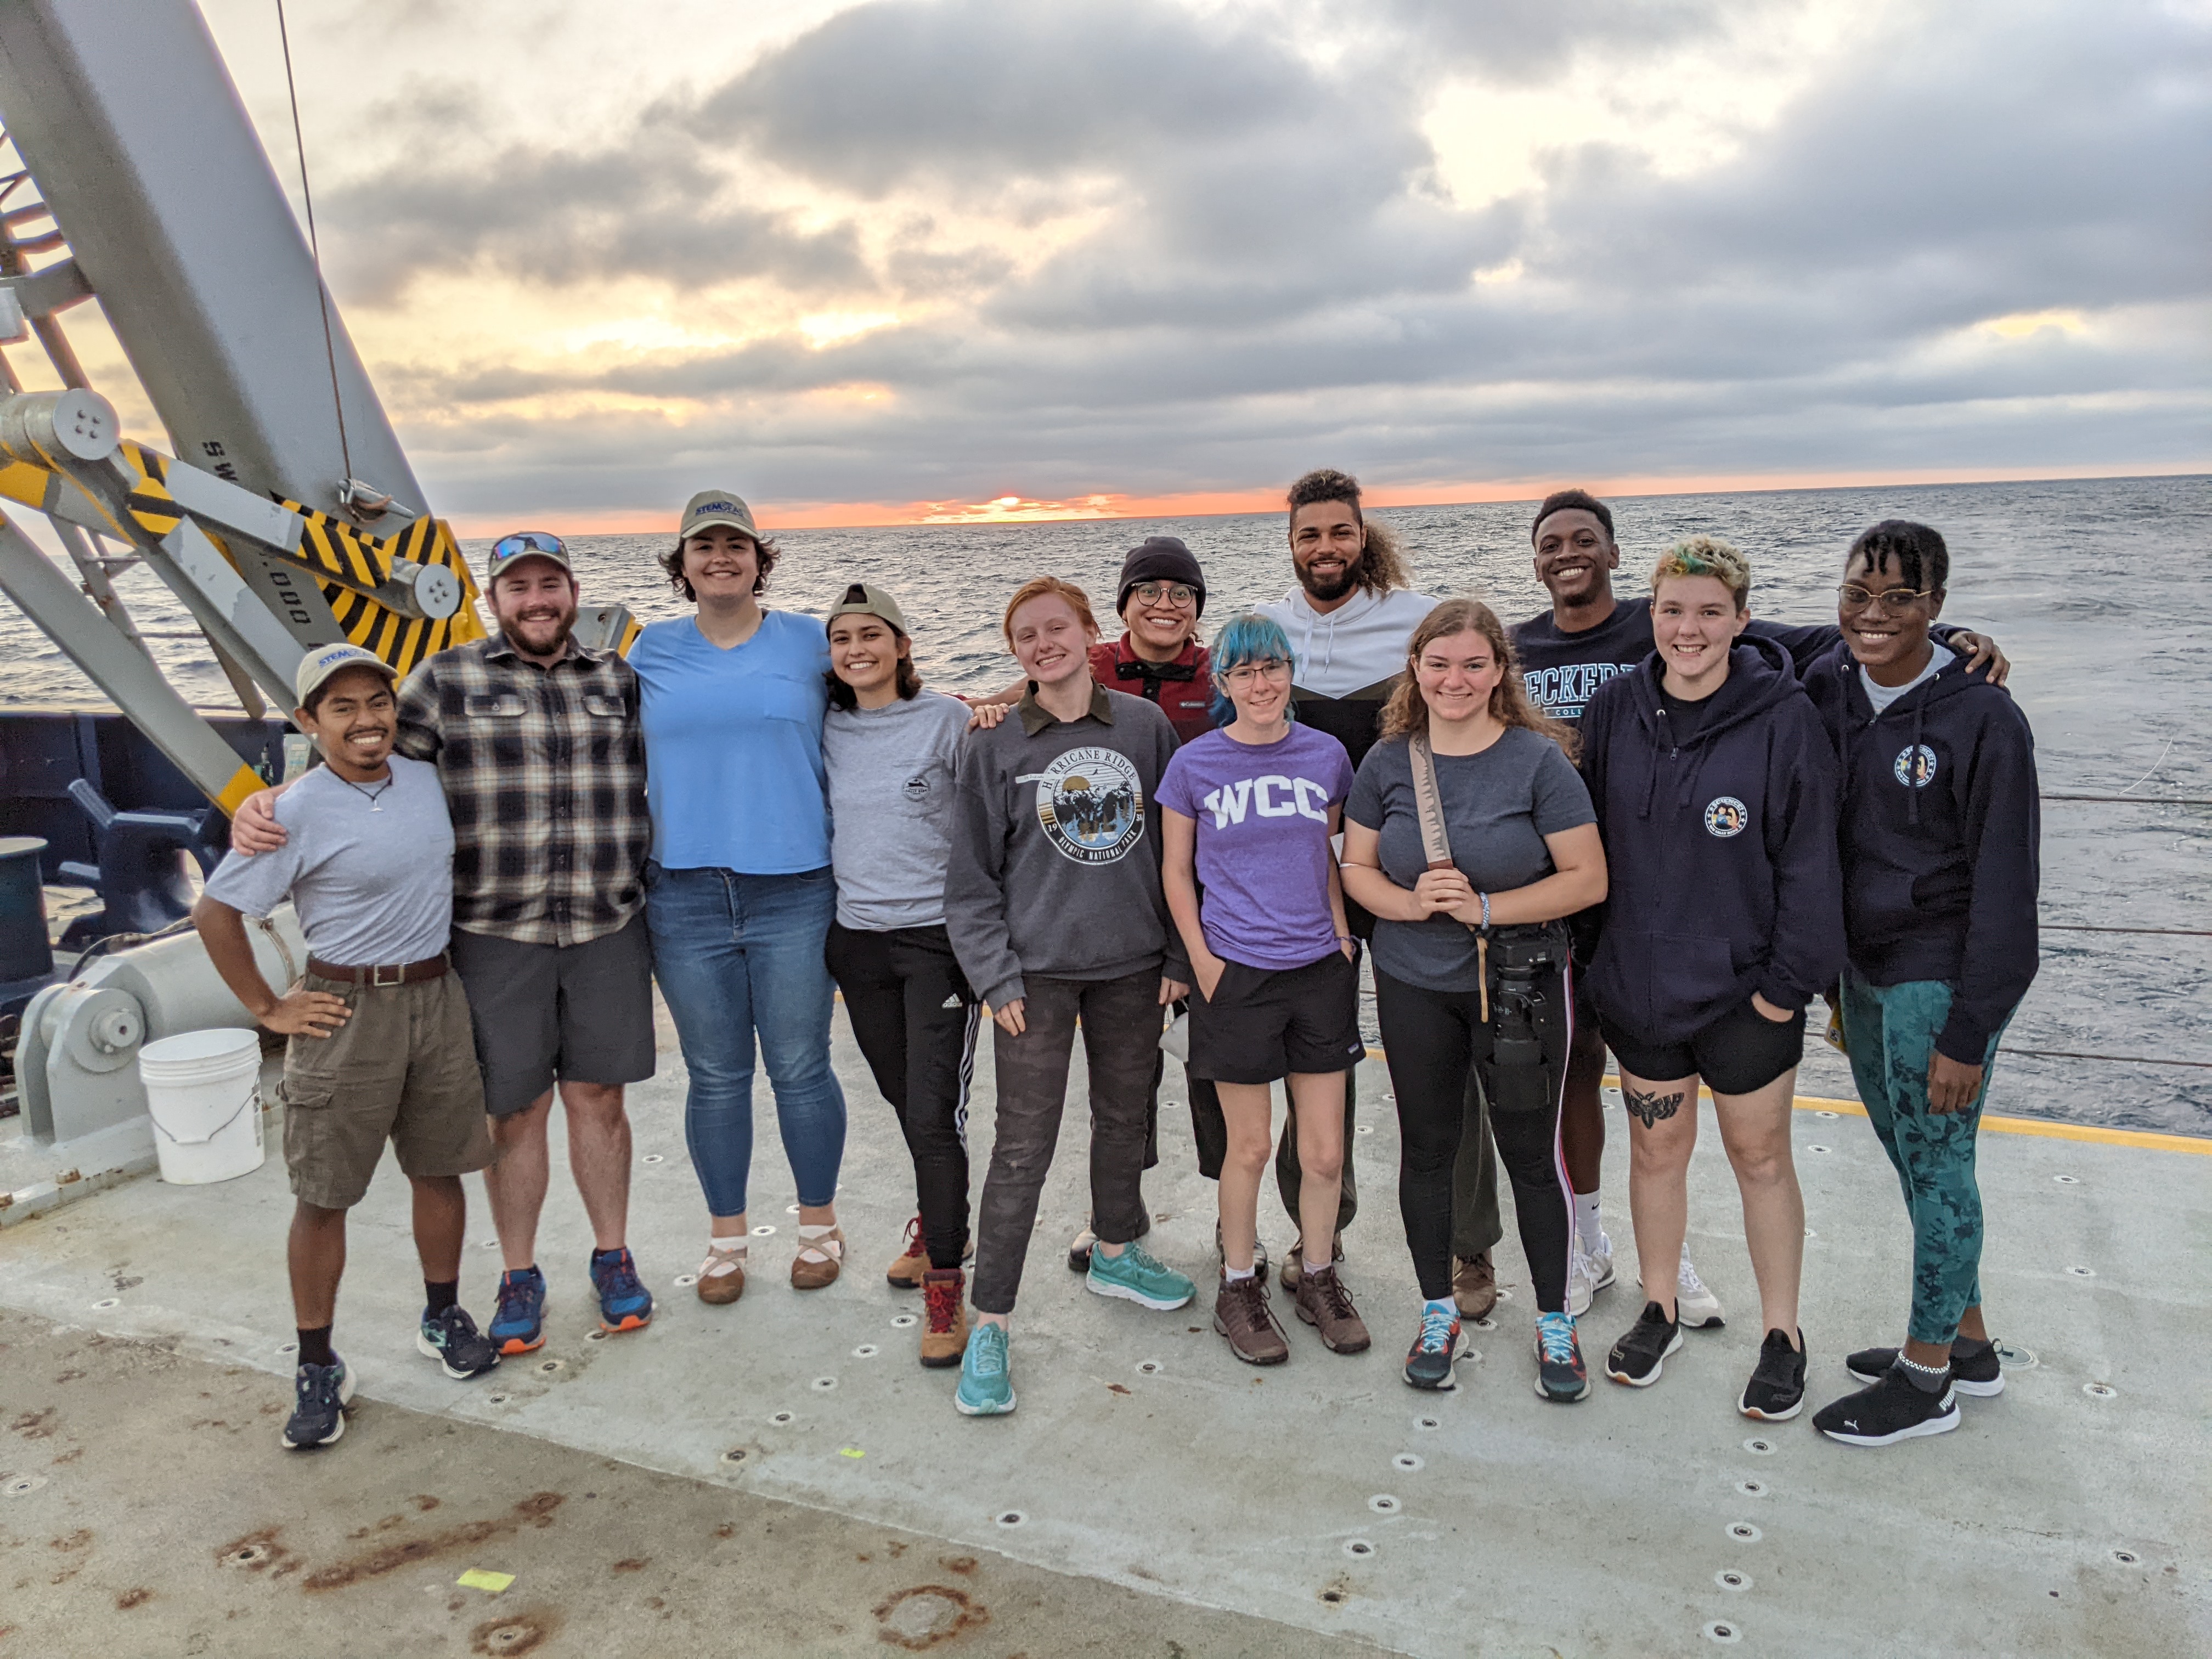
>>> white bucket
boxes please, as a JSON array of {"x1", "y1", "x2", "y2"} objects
[{"x1": 139, "y1": 1028, "x2": 266, "y2": 1185}]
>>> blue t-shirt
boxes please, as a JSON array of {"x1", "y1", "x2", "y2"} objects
[
  {"x1": 1156, "y1": 724, "x2": 1353, "y2": 971},
  {"x1": 630, "y1": 610, "x2": 831, "y2": 872}
]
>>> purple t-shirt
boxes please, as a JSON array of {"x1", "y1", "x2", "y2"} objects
[{"x1": 1157, "y1": 724, "x2": 1355, "y2": 970}]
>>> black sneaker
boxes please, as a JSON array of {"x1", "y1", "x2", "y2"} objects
[
  {"x1": 1847, "y1": 1342, "x2": 2004, "y2": 1397},
  {"x1": 1606, "y1": 1301, "x2": 1683, "y2": 1387},
  {"x1": 1739, "y1": 1328, "x2": 1807, "y2": 1420},
  {"x1": 1403, "y1": 1304, "x2": 1465, "y2": 1391},
  {"x1": 1815, "y1": 1364, "x2": 1960, "y2": 1446},
  {"x1": 281, "y1": 1356, "x2": 354, "y2": 1449},
  {"x1": 417, "y1": 1305, "x2": 502, "y2": 1380}
]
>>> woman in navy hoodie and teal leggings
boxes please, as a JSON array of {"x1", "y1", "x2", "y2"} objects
[
  {"x1": 1799, "y1": 521, "x2": 2040, "y2": 1448},
  {"x1": 1580, "y1": 537, "x2": 1845, "y2": 1422}
]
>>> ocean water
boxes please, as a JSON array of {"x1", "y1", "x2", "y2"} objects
[{"x1": 3, "y1": 475, "x2": 2207, "y2": 1132}]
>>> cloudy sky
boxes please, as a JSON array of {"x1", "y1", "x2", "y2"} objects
[{"x1": 109, "y1": 2, "x2": 2212, "y2": 526}]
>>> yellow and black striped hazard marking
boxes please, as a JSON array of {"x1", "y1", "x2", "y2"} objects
[{"x1": 283, "y1": 503, "x2": 487, "y2": 677}]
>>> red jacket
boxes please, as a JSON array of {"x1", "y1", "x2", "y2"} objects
[{"x1": 1089, "y1": 637, "x2": 1215, "y2": 747}]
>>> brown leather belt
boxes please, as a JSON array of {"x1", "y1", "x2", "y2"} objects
[{"x1": 306, "y1": 951, "x2": 450, "y2": 988}]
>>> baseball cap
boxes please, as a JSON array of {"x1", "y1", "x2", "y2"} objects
[
  {"x1": 679, "y1": 489, "x2": 760, "y2": 541},
  {"x1": 295, "y1": 642, "x2": 398, "y2": 708},
  {"x1": 826, "y1": 580, "x2": 909, "y2": 635},
  {"x1": 485, "y1": 529, "x2": 572, "y2": 587}
]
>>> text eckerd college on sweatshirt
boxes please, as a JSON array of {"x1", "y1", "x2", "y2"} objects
[{"x1": 943, "y1": 684, "x2": 1189, "y2": 1012}]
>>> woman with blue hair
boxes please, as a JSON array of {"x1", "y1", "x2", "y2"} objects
[{"x1": 1159, "y1": 613, "x2": 1370, "y2": 1364}]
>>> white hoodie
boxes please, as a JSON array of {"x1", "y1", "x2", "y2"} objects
[{"x1": 1256, "y1": 585, "x2": 1441, "y2": 698}]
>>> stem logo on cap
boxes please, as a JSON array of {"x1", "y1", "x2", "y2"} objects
[
  {"x1": 680, "y1": 489, "x2": 758, "y2": 540},
  {"x1": 295, "y1": 642, "x2": 397, "y2": 706}
]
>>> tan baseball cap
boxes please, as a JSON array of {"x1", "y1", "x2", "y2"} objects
[
  {"x1": 679, "y1": 489, "x2": 759, "y2": 541},
  {"x1": 826, "y1": 580, "x2": 909, "y2": 635},
  {"x1": 294, "y1": 642, "x2": 397, "y2": 708}
]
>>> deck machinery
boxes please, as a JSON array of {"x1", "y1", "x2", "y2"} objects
[{"x1": 0, "y1": 2, "x2": 623, "y2": 1158}]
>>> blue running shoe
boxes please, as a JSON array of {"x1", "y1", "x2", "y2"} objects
[
  {"x1": 281, "y1": 1355, "x2": 354, "y2": 1449},
  {"x1": 1085, "y1": 1241, "x2": 1195, "y2": 1311},
  {"x1": 1404, "y1": 1303, "x2": 1465, "y2": 1391},
  {"x1": 590, "y1": 1246, "x2": 653, "y2": 1333},
  {"x1": 418, "y1": 1305, "x2": 502, "y2": 1379},
  {"x1": 1534, "y1": 1310, "x2": 1590, "y2": 1402},
  {"x1": 489, "y1": 1266, "x2": 546, "y2": 1356},
  {"x1": 955, "y1": 1322, "x2": 1016, "y2": 1416}
]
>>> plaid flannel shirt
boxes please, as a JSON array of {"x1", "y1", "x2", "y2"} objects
[{"x1": 395, "y1": 632, "x2": 650, "y2": 947}]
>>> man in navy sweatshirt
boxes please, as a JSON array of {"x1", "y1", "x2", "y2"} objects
[{"x1": 1801, "y1": 520, "x2": 2041, "y2": 1448}]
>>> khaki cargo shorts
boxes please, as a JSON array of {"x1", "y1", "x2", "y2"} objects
[{"x1": 280, "y1": 970, "x2": 496, "y2": 1210}]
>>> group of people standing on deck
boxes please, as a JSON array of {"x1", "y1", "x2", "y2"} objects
[{"x1": 192, "y1": 469, "x2": 2041, "y2": 1458}]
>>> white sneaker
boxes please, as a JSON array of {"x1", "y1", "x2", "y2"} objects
[
  {"x1": 1677, "y1": 1256, "x2": 1725, "y2": 1329},
  {"x1": 1567, "y1": 1232, "x2": 1616, "y2": 1317}
]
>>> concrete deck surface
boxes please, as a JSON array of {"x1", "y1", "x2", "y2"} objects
[{"x1": 1, "y1": 1006, "x2": 2207, "y2": 1657}]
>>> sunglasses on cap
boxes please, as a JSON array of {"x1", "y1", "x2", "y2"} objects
[{"x1": 488, "y1": 531, "x2": 568, "y2": 568}]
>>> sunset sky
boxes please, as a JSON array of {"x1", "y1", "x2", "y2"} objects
[{"x1": 80, "y1": 1, "x2": 2212, "y2": 530}]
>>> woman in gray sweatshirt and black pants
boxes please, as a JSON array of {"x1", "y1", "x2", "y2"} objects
[{"x1": 943, "y1": 577, "x2": 1200, "y2": 1417}]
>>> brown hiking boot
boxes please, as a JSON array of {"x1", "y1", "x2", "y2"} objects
[
  {"x1": 1296, "y1": 1264, "x2": 1372, "y2": 1353},
  {"x1": 887, "y1": 1216, "x2": 929, "y2": 1288},
  {"x1": 919, "y1": 1268, "x2": 968, "y2": 1368},
  {"x1": 1278, "y1": 1231, "x2": 1345, "y2": 1293},
  {"x1": 1453, "y1": 1250, "x2": 1498, "y2": 1321},
  {"x1": 1212, "y1": 1273, "x2": 1289, "y2": 1365}
]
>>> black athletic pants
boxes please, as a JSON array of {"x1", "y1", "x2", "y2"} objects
[
  {"x1": 825, "y1": 922, "x2": 979, "y2": 1269},
  {"x1": 1375, "y1": 966, "x2": 1574, "y2": 1312}
]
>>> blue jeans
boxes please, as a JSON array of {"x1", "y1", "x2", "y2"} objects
[{"x1": 645, "y1": 862, "x2": 847, "y2": 1216}]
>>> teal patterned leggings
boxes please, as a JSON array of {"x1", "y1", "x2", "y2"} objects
[{"x1": 1840, "y1": 969, "x2": 2016, "y2": 1345}]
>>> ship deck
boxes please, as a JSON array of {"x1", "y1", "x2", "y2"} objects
[{"x1": 1, "y1": 1003, "x2": 2205, "y2": 1656}]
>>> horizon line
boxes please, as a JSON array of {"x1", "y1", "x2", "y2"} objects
[{"x1": 443, "y1": 463, "x2": 2209, "y2": 539}]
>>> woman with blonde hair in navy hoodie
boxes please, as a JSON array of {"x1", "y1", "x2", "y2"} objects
[{"x1": 1579, "y1": 537, "x2": 1845, "y2": 1422}]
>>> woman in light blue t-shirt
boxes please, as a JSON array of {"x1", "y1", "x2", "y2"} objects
[{"x1": 629, "y1": 489, "x2": 847, "y2": 1307}]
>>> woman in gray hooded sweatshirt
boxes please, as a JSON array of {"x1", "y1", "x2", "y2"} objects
[{"x1": 942, "y1": 576, "x2": 1198, "y2": 1417}]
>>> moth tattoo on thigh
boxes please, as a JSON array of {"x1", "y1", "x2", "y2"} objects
[{"x1": 1625, "y1": 1087, "x2": 1685, "y2": 1128}]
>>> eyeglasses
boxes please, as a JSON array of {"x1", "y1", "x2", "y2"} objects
[
  {"x1": 1837, "y1": 583, "x2": 1933, "y2": 610},
  {"x1": 488, "y1": 531, "x2": 567, "y2": 567},
  {"x1": 1132, "y1": 582, "x2": 1198, "y2": 607},
  {"x1": 1221, "y1": 657, "x2": 1291, "y2": 688}
]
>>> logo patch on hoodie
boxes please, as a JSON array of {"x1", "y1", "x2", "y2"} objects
[
  {"x1": 1703, "y1": 797, "x2": 1748, "y2": 838},
  {"x1": 1894, "y1": 744, "x2": 1938, "y2": 788},
  {"x1": 1034, "y1": 746, "x2": 1146, "y2": 865}
]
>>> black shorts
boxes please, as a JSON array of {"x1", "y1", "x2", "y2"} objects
[
  {"x1": 1600, "y1": 996, "x2": 1804, "y2": 1098},
  {"x1": 450, "y1": 915, "x2": 657, "y2": 1115},
  {"x1": 1188, "y1": 951, "x2": 1363, "y2": 1085}
]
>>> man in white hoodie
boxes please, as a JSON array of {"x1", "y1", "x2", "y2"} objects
[{"x1": 1251, "y1": 469, "x2": 1502, "y2": 1316}]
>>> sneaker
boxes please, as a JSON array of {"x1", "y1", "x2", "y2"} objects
[
  {"x1": 1087, "y1": 1240, "x2": 1195, "y2": 1311},
  {"x1": 1214, "y1": 1220, "x2": 1271, "y2": 1280},
  {"x1": 1279, "y1": 1231, "x2": 1345, "y2": 1292},
  {"x1": 488, "y1": 1266, "x2": 546, "y2": 1356},
  {"x1": 888, "y1": 1217, "x2": 930, "y2": 1288},
  {"x1": 919, "y1": 1268, "x2": 968, "y2": 1369},
  {"x1": 416, "y1": 1305, "x2": 501, "y2": 1380},
  {"x1": 1847, "y1": 1342, "x2": 2004, "y2": 1397},
  {"x1": 1739, "y1": 1328, "x2": 1807, "y2": 1420},
  {"x1": 589, "y1": 1246, "x2": 653, "y2": 1334},
  {"x1": 1294, "y1": 1265, "x2": 1371, "y2": 1354},
  {"x1": 1567, "y1": 1235, "x2": 1616, "y2": 1318},
  {"x1": 1403, "y1": 1304, "x2": 1465, "y2": 1391},
  {"x1": 1814, "y1": 1364, "x2": 1960, "y2": 1446},
  {"x1": 1606, "y1": 1300, "x2": 1684, "y2": 1387},
  {"x1": 281, "y1": 1355, "x2": 354, "y2": 1449},
  {"x1": 1677, "y1": 1256, "x2": 1724, "y2": 1329},
  {"x1": 1533, "y1": 1310, "x2": 1590, "y2": 1403},
  {"x1": 1213, "y1": 1273, "x2": 1290, "y2": 1365},
  {"x1": 1452, "y1": 1250, "x2": 1499, "y2": 1322},
  {"x1": 954, "y1": 1322, "x2": 1015, "y2": 1416}
]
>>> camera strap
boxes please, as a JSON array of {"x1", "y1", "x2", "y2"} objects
[{"x1": 1408, "y1": 733, "x2": 1488, "y2": 1019}]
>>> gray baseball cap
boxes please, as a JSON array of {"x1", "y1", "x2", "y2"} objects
[
  {"x1": 679, "y1": 489, "x2": 760, "y2": 541},
  {"x1": 826, "y1": 580, "x2": 909, "y2": 635},
  {"x1": 294, "y1": 642, "x2": 397, "y2": 708}
]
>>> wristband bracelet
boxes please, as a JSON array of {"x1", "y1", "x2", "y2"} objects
[{"x1": 1479, "y1": 891, "x2": 1491, "y2": 930}]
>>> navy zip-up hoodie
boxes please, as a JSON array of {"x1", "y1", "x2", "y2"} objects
[
  {"x1": 1799, "y1": 641, "x2": 2040, "y2": 1064},
  {"x1": 1581, "y1": 636, "x2": 1846, "y2": 1043}
]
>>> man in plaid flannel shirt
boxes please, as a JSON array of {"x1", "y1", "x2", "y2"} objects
[{"x1": 235, "y1": 532, "x2": 658, "y2": 1351}]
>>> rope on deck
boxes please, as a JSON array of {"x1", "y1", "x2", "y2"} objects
[{"x1": 2003, "y1": 1047, "x2": 2212, "y2": 1070}]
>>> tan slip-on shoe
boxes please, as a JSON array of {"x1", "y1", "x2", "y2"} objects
[
  {"x1": 697, "y1": 1242, "x2": 746, "y2": 1306},
  {"x1": 919, "y1": 1268, "x2": 968, "y2": 1368},
  {"x1": 791, "y1": 1226, "x2": 844, "y2": 1290}
]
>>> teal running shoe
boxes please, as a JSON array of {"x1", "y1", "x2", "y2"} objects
[
  {"x1": 955, "y1": 1322, "x2": 1016, "y2": 1417},
  {"x1": 1086, "y1": 1240, "x2": 1195, "y2": 1311}
]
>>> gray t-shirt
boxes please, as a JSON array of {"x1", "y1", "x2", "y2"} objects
[
  {"x1": 201, "y1": 755, "x2": 455, "y2": 967},
  {"x1": 1860, "y1": 643, "x2": 1954, "y2": 713},
  {"x1": 824, "y1": 690, "x2": 971, "y2": 930},
  {"x1": 1345, "y1": 727, "x2": 1594, "y2": 992}
]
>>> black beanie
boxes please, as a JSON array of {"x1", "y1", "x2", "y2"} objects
[{"x1": 1116, "y1": 535, "x2": 1207, "y2": 617}]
